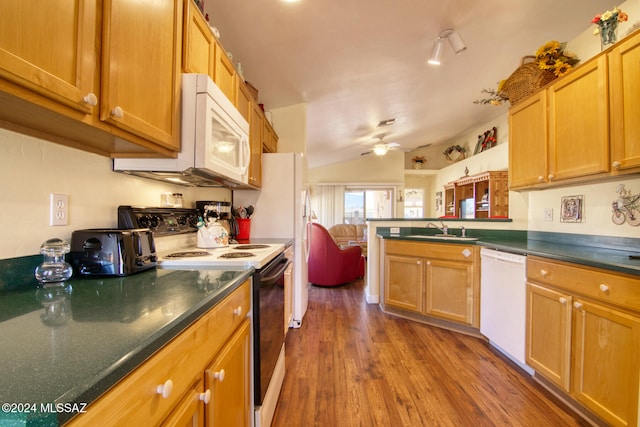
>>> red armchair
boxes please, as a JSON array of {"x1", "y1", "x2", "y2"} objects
[{"x1": 307, "y1": 222, "x2": 365, "y2": 287}]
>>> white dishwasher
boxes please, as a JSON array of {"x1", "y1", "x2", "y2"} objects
[{"x1": 480, "y1": 248, "x2": 534, "y2": 374}]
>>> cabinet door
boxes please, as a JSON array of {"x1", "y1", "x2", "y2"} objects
[
  {"x1": 548, "y1": 56, "x2": 609, "y2": 182},
  {"x1": 248, "y1": 101, "x2": 263, "y2": 187},
  {"x1": 425, "y1": 259, "x2": 474, "y2": 325},
  {"x1": 384, "y1": 255, "x2": 424, "y2": 313},
  {"x1": 526, "y1": 283, "x2": 572, "y2": 391},
  {"x1": 571, "y1": 299, "x2": 640, "y2": 427},
  {"x1": 214, "y1": 40, "x2": 237, "y2": 103},
  {"x1": 609, "y1": 33, "x2": 640, "y2": 174},
  {"x1": 236, "y1": 81, "x2": 252, "y2": 121},
  {"x1": 205, "y1": 319, "x2": 251, "y2": 427},
  {"x1": 162, "y1": 379, "x2": 205, "y2": 427},
  {"x1": 183, "y1": 0, "x2": 215, "y2": 79},
  {"x1": 508, "y1": 92, "x2": 548, "y2": 189},
  {"x1": 0, "y1": 0, "x2": 97, "y2": 113},
  {"x1": 101, "y1": 0, "x2": 182, "y2": 151}
]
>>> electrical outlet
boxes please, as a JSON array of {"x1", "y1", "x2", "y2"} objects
[
  {"x1": 544, "y1": 208, "x2": 553, "y2": 222},
  {"x1": 50, "y1": 194, "x2": 69, "y2": 226},
  {"x1": 390, "y1": 227, "x2": 400, "y2": 234}
]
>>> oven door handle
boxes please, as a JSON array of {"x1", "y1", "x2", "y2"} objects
[{"x1": 260, "y1": 258, "x2": 291, "y2": 287}]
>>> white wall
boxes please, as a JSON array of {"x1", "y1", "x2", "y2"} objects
[{"x1": 0, "y1": 128, "x2": 231, "y2": 259}]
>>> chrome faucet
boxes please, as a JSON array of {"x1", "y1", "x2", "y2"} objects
[{"x1": 426, "y1": 221, "x2": 449, "y2": 235}]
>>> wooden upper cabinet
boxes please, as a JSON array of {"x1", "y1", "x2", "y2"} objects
[
  {"x1": 214, "y1": 40, "x2": 237, "y2": 103},
  {"x1": 248, "y1": 101, "x2": 264, "y2": 188},
  {"x1": 101, "y1": 0, "x2": 183, "y2": 151},
  {"x1": 609, "y1": 32, "x2": 640, "y2": 174},
  {"x1": 547, "y1": 55, "x2": 610, "y2": 182},
  {"x1": 183, "y1": 0, "x2": 215, "y2": 78},
  {"x1": 236, "y1": 81, "x2": 252, "y2": 122},
  {"x1": 509, "y1": 92, "x2": 548, "y2": 189},
  {"x1": 0, "y1": 0, "x2": 98, "y2": 113}
]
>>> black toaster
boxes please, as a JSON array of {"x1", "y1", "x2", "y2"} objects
[{"x1": 70, "y1": 229, "x2": 157, "y2": 277}]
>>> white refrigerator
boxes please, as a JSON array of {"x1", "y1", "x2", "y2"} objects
[{"x1": 234, "y1": 152, "x2": 310, "y2": 327}]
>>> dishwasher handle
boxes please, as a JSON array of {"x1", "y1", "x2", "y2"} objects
[{"x1": 481, "y1": 248, "x2": 527, "y2": 265}]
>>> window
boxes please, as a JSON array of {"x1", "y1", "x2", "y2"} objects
[
  {"x1": 403, "y1": 188, "x2": 424, "y2": 218},
  {"x1": 344, "y1": 188, "x2": 393, "y2": 223}
]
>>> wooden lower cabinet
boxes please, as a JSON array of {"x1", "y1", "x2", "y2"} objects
[
  {"x1": 425, "y1": 259, "x2": 475, "y2": 325},
  {"x1": 526, "y1": 257, "x2": 640, "y2": 427},
  {"x1": 67, "y1": 281, "x2": 251, "y2": 427},
  {"x1": 382, "y1": 240, "x2": 479, "y2": 327},
  {"x1": 205, "y1": 320, "x2": 251, "y2": 427},
  {"x1": 162, "y1": 379, "x2": 205, "y2": 427},
  {"x1": 572, "y1": 300, "x2": 640, "y2": 427},
  {"x1": 526, "y1": 283, "x2": 572, "y2": 391},
  {"x1": 384, "y1": 254, "x2": 424, "y2": 313}
]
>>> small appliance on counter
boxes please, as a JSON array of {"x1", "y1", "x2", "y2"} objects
[{"x1": 69, "y1": 229, "x2": 157, "y2": 277}]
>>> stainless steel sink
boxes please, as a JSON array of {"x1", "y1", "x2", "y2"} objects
[{"x1": 406, "y1": 235, "x2": 479, "y2": 241}]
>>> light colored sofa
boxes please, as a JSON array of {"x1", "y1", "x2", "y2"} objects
[{"x1": 327, "y1": 224, "x2": 367, "y2": 256}]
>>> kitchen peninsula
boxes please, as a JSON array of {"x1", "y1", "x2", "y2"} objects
[{"x1": 368, "y1": 219, "x2": 640, "y2": 427}]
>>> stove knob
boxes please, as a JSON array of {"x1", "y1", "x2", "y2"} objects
[
  {"x1": 149, "y1": 215, "x2": 161, "y2": 229},
  {"x1": 138, "y1": 216, "x2": 151, "y2": 228}
]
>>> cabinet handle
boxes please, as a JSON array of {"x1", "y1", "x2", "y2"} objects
[
  {"x1": 599, "y1": 283, "x2": 610, "y2": 293},
  {"x1": 156, "y1": 379, "x2": 173, "y2": 399},
  {"x1": 547, "y1": 174, "x2": 555, "y2": 181},
  {"x1": 233, "y1": 306, "x2": 242, "y2": 316},
  {"x1": 83, "y1": 93, "x2": 98, "y2": 106},
  {"x1": 214, "y1": 369, "x2": 225, "y2": 382},
  {"x1": 199, "y1": 389, "x2": 212, "y2": 404},
  {"x1": 573, "y1": 301, "x2": 583, "y2": 310},
  {"x1": 540, "y1": 269, "x2": 548, "y2": 277},
  {"x1": 111, "y1": 106, "x2": 124, "y2": 118},
  {"x1": 612, "y1": 161, "x2": 621, "y2": 169},
  {"x1": 537, "y1": 175, "x2": 544, "y2": 182},
  {"x1": 416, "y1": 260, "x2": 421, "y2": 265},
  {"x1": 558, "y1": 297, "x2": 567, "y2": 304},
  {"x1": 426, "y1": 261, "x2": 431, "y2": 266}
]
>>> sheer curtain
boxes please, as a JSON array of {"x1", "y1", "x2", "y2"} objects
[{"x1": 314, "y1": 185, "x2": 344, "y2": 227}]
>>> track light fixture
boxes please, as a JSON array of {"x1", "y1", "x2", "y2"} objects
[{"x1": 428, "y1": 29, "x2": 467, "y2": 65}]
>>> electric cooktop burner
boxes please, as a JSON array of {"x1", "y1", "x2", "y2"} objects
[
  {"x1": 165, "y1": 251, "x2": 210, "y2": 258},
  {"x1": 219, "y1": 252, "x2": 256, "y2": 259},
  {"x1": 233, "y1": 244, "x2": 270, "y2": 250}
]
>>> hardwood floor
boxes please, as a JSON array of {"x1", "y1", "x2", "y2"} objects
[{"x1": 272, "y1": 279, "x2": 590, "y2": 427}]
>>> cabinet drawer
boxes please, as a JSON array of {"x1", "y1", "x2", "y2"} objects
[
  {"x1": 527, "y1": 256, "x2": 640, "y2": 313},
  {"x1": 67, "y1": 280, "x2": 250, "y2": 426},
  {"x1": 384, "y1": 240, "x2": 477, "y2": 263}
]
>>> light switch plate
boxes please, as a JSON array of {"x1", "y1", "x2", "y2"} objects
[
  {"x1": 544, "y1": 208, "x2": 553, "y2": 222},
  {"x1": 390, "y1": 227, "x2": 400, "y2": 234}
]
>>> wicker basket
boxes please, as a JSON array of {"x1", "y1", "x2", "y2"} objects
[{"x1": 501, "y1": 56, "x2": 557, "y2": 105}]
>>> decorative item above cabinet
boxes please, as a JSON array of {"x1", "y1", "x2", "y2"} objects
[{"x1": 509, "y1": 29, "x2": 640, "y2": 191}]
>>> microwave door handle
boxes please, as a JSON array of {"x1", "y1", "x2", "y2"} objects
[{"x1": 240, "y1": 135, "x2": 250, "y2": 174}]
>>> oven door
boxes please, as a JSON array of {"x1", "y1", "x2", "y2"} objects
[{"x1": 254, "y1": 251, "x2": 290, "y2": 405}]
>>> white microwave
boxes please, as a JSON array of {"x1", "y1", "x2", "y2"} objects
[{"x1": 114, "y1": 74, "x2": 250, "y2": 187}]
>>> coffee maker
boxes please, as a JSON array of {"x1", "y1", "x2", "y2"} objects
[{"x1": 196, "y1": 201, "x2": 237, "y2": 242}]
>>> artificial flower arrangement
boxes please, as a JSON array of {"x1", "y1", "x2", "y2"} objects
[
  {"x1": 534, "y1": 41, "x2": 579, "y2": 77},
  {"x1": 412, "y1": 155, "x2": 426, "y2": 164},
  {"x1": 475, "y1": 40, "x2": 579, "y2": 106},
  {"x1": 592, "y1": 7, "x2": 628, "y2": 45}
]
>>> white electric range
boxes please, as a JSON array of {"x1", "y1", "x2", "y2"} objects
[
  {"x1": 118, "y1": 205, "x2": 288, "y2": 427},
  {"x1": 155, "y1": 232, "x2": 285, "y2": 269}
]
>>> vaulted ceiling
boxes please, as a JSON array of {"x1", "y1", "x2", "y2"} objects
[{"x1": 204, "y1": 0, "x2": 605, "y2": 168}]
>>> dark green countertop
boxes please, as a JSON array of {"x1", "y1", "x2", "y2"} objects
[
  {"x1": 377, "y1": 228, "x2": 640, "y2": 276},
  {"x1": 0, "y1": 267, "x2": 253, "y2": 426}
]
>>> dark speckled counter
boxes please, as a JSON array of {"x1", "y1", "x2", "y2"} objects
[
  {"x1": 377, "y1": 228, "x2": 640, "y2": 276},
  {"x1": 0, "y1": 266, "x2": 253, "y2": 426}
]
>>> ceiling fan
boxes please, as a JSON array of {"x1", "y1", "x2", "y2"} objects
[{"x1": 361, "y1": 134, "x2": 406, "y2": 156}]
